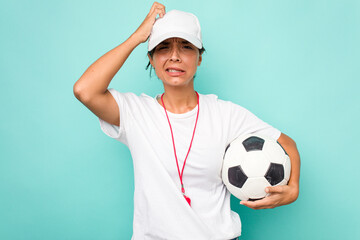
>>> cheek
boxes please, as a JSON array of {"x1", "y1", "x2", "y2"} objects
[
  {"x1": 188, "y1": 53, "x2": 200, "y2": 63},
  {"x1": 152, "y1": 56, "x2": 166, "y2": 68},
  {"x1": 189, "y1": 57, "x2": 200, "y2": 69}
]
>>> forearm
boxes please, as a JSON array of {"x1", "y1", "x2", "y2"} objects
[
  {"x1": 278, "y1": 133, "x2": 300, "y2": 195},
  {"x1": 73, "y1": 33, "x2": 141, "y2": 101}
]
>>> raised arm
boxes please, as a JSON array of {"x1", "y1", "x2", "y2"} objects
[{"x1": 73, "y1": 2, "x2": 166, "y2": 126}]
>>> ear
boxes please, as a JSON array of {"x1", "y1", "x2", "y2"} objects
[
  {"x1": 148, "y1": 53, "x2": 154, "y2": 68},
  {"x1": 197, "y1": 54, "x2": 202, "y2": 66}
]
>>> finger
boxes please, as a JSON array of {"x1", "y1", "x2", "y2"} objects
[
  {"x1": 240, "y1": 198, "x2": 272, "y2": 210},
  {"x1": 148, "y1": 3, "x2": 165, "y2": 17},
  {"x1": 240, "y1": 201, "x2": 264, "y2": 209},
  {"x1": 158, "y1": 10, "x2": 164, "y2": 18},
  {"x1": 150, "y1": 7, "x2": 165, "y2": 19},
  {"x1": 148, "y1": 2, "x2": 157, "y2": 15},
  {"x1": 150, "y1": 2, "x2": 164, "y2": 11},
  {"x1": 266, "y1": 185, "x2": 284, "y2": 194},
  {"x1": 240, "y1": 200, "x2": 259, "y2": 209},
  {"x1": 156, "y1": 7, "x2": 166, "y2": 18}
]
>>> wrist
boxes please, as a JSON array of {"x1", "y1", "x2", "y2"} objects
[
  {"x1": 129, "y1": 32, "x2": 146, "y2": 45},
  {"x1": 127, "y1": 33, "x2": 143, "y2": 48}
]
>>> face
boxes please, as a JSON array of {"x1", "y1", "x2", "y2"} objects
[{"x1": 148, "y1": 37, "x2": 202, "y2": 87}]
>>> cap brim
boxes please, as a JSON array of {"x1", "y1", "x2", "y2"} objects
[{"x1": 148, "y1": 31, "x2": 202, "y2": 52}]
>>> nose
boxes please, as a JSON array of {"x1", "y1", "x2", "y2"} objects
[{"x1": 169, "y1": 47, "x2": 181, "y2": 62}]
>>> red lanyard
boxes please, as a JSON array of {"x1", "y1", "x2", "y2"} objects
[{"x1": 160, "y1": 91, "x2": 200, "y2": 207}]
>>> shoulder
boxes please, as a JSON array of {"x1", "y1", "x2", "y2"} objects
[
  {"x1": 200, "y1": 92, "x2": 234, "y2": 105},
  {"x1": 201, "y1": 93, "x2": 248, "y2": 112},
  {"x1": 199, "y1": 92, "x2": 219, "y2": 104}
]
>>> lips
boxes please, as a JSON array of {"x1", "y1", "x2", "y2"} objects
[
  {"x1": 166, "y1": 67, "x2": 185, "y2": 72},
  {"x1": 166, "y1": 68, "x2": 186, "y2": 77}
]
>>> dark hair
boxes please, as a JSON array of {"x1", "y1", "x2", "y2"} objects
[{"x1": 145, "y1": 46, "x2": 206, "y2": 79}]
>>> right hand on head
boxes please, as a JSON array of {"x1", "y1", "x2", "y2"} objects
[{"x1": 132, "y1": 2, "x2": 166, "y2": 44}]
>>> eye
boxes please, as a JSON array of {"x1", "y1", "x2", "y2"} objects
[
  {"x1": 158, "y1": 46, "x2": 168, "y2": 50},
  {"x1": 184, "y1": 46, "x2": 193, "y2": 49}
]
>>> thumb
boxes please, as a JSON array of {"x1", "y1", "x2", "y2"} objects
[{"x1": 265, "y1": 185, "x2": 283, "y2": 194}]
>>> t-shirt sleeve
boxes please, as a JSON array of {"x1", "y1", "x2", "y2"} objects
[
  {"x1": 226, "y1": 101, "x2": 281, "y2": 145},
  {"x1": 98, "y1": 88, "x2": 130, "y2": 147}
]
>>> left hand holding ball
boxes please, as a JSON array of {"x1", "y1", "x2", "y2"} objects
[{"x1": 240, "y1": 184, "x2": 299, "y2": 210}]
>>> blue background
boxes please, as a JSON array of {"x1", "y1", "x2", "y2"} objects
[{"x1": 1, "y1": 0, "x2": 359, "y2": 239}]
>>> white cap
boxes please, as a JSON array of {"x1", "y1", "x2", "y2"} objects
[{"x1": 147, "y1": 9, "x2": 203, "y2": 52}]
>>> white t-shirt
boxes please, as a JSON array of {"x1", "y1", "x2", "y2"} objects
[{"x1": 98, "y1": 88, "x2": 281, "y2": 240}]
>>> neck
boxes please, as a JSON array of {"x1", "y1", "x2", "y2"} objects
[{"x1": 158, "y1": 85, "x2": 198, "y2": 114}]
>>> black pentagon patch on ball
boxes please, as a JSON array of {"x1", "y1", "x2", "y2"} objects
[
  {"x1": 228, "y1": 165, "x2": 248, "y2": 188},
  {"x1": 265, "y1": 163, "x2": 284, "y2": 185},
  {"x1": 242, "y1": 136, "x2": 265, "y2": 152}
]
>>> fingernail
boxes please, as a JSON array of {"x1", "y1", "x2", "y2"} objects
[{"x1": 265, "y1": 188, "x2": 269, "y2": 193}]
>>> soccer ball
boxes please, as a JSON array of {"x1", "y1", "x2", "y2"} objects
[{"x1": 222, "y1": 134, "x2": 291, "y2": 201}]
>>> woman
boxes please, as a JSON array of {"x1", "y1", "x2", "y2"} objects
[{"x1": 73, "y1": 2, "x2": 300, "y2": 239}]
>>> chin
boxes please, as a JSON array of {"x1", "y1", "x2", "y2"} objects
[{"x1": 164, "y1": 78, "x2": 192, "y2": 87}]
